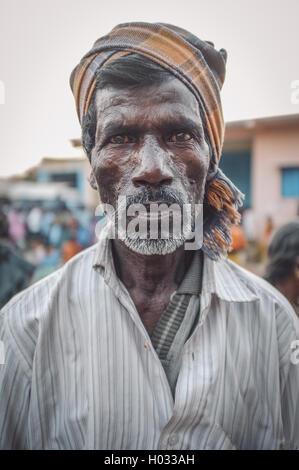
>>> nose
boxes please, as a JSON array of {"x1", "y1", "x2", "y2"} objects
[{"x1": 131, "y1": 137, "x2": 174, "y2": 188}]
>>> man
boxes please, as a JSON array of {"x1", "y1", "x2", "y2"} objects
[{"x1": 0, "y1": 22, "x2": 298, "y2": 450}]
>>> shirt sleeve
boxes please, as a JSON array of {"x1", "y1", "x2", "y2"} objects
[
  {"x1": 281, "y1": 360, "x2": 299, "y2": 449},
  {"x1": 0, "y1": 310, "x2": 31, "y2": 449},
  {"x1": 277, "y1": 307, "x2": 299, "y2": 449}
]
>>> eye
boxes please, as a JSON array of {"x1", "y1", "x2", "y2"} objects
[
  {"x1": 109, "y1": 135, "x2": 133, "y2": 144},
  {"x1": 168, "y1": 131, "x2": 193, "y2": 143}
]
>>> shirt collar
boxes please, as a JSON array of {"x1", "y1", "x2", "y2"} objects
[
  {"x1": 92, "y1": 230, "x2": 258, "y2": 303},
  {"x1": 92, "y1": 225, "x2": 115, "y2": 284},
  {"x1": 201, "y1": 253, "x2": 259, "y2": 302}
]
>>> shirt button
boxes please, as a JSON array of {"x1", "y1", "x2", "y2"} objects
[
  {"x1": 144, "y1": 343, "x2": 149, "y2": 350},
  {"x1": 168, "y1": 434, "x2": 179, "y2": 446}
]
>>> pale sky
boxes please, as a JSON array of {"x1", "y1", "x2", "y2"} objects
[{"x1": 0, "y1": 0, "x2": 299, "y2": 177}]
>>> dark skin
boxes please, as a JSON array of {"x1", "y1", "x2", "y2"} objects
[{"x1": 89, "y1": 78, "x2": 210, "y2": 333}]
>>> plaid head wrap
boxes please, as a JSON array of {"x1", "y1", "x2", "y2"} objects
[{"x1": 70, "y1": 22, "x2": 244, "y2": 260}]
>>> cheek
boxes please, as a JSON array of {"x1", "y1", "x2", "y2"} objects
[
  {"x1": 91, "y1": 150, "x2": 135, "y2": 202},
  {"x1": 173, "y1": 148, "x2": 209, "y2": 199},
  {"x1": 188, "y1": 158, "x2": 208, "y2": 184}
]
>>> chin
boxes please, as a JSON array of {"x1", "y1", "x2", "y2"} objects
[{"x1": 123, "y1": 237, "x2": 186, "y2": 256}]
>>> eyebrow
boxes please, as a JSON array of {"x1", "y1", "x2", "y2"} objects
[{"x1": 98, "y1": 116, "x2": 204, "y2": 141}]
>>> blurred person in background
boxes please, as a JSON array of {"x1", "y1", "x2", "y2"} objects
[
  {"x1": 261, "y1": 215, "x2": 275, "y2": 260},
  {"x1": 7, "y1": 205, "x2": 26, "y2": 249},
  {"x1": 24, "y1": 237, "x2": 47, "y2": 266},
  {"x1": 265, "y1": 221, "x2": 299, "y2": 316},
  {"x1": 0, "y1": 210, "x2": 34, "y2": 308},
  {"x1": 30, "y1": 241, "x2": 61, "y2": 284},
  {"x1": 242, "y1": 208, "x2": 261, "y2": 265},
  {"x1": 40, "y1": 208, "x2": 55, "y2": 241},
  {"x1": 0, "y1": 200, "x2": 95, "y2": 288},
  {"x1": 73, "y1": 203, "x2": 93, "y2": 248},
  {"x1": 228, "y1": 222, "x2": 247, "y2": 266},
  {"x1": 48, "y1": 213, "x2": 67, "y2": 248},
  {"x1": 61, "y1": 235, "x2": 82, "y2": 263},
  {"x1": 61, "y1": 216, "x2": 83, "y2": 263},
  {"x1": 27, "y1": 204, "x2": 43, "y2": 238}
]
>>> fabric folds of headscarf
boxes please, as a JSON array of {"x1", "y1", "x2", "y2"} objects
[{"x1": 70, "y1": 22, "x2": 244, "y2": 260}]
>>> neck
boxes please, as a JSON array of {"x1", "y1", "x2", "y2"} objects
[{"x1": 112, "y1": 240, "x2": 194, "y2": 294}]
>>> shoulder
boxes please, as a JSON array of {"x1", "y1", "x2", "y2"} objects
[
  {"x1": 2, "y1": 243, "x2": 99, "y2": 314},
  {"x1": 224, "y1": 258, "x2": 299, "y2": 335},
  {"x1": 0, "y1": 243, "x2": 102, "y2": 369}
]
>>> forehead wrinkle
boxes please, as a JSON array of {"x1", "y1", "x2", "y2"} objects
[
  {"x1": 98, "y1": 111, "x2": 204, "y2": 138},
  {"x1": 96, "y1": 97, "x2": 193, "y2": 121},
  {"x1": 96, "y1": 82, "x2": 180, "y2": 104},
  {"x1": 95, "y1": 80, "x2": 200, "y2": 119},
  {"x1": 96, "y1": 100, "x2": 203, "y2": 135}
]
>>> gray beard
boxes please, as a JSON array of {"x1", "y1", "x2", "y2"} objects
[
  {"x1": 120, "y1": 216, "x2": 195, "y2": 255},
  {"x1": 102, "y1": 191, "x2": 200, "y2": 255},
  {"x1": 122, "y1": 236, "x2": 185, "y2": 256}
]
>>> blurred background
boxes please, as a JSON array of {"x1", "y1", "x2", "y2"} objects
[{"x1": 0, "y1": 0, "x2": 299, "y2": 307}]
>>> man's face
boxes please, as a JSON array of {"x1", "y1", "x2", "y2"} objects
[{"x1": 90, "y1": 78, "x2": 210, "y2": 254}]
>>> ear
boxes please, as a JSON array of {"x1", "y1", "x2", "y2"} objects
[
  {"x1": 295, "y1": 257, "x2": 299, "y2": 280},
  {"x1": 89, "y1": 170, "x2": 98, "y2": 191}
]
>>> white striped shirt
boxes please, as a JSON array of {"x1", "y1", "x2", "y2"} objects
[{"x1": 0, "y1": 235, "x2": 299, "y2": 450}]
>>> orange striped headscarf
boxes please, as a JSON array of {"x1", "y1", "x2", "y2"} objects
[
  {"x1": 70, "y1": 22, "x2": 227, "y2": 166},
  {"x1": 70, "y1": 22, "x2": 244, "y2": 259}
]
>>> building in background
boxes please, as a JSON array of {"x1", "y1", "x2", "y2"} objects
[
  {"x1": 221, "y1": 113, "x2": 299, "y2": 240},
  {"x1": 35, "y1": 138, "x2": 98, "y2": 209},
  {"x1": 35, "y1": 156, "x2": 97, "y2": 209},
  {"x1": 0, "y1": 140, "x2": 98, "y2": 209}
]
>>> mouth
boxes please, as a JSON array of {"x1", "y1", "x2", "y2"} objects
[{"x1": 135, "y1": 201, "x2": 181, "y2": 222}]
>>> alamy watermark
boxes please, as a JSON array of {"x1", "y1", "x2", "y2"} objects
[
  {"x1": 291, "y1": 80, "x2": 299, "y2": 104},
  {"x1": 94, "y1": 197, "x2": 203, "y2": 254},
  {"x1": 291, "y1": 340, "x2": 299, "y2": 365}
]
